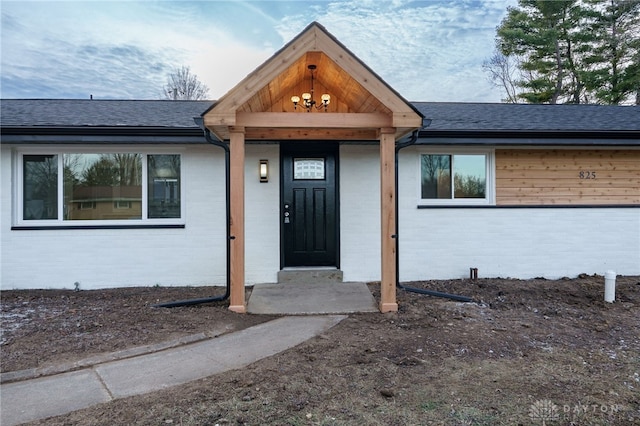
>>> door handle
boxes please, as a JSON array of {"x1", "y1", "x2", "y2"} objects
[{"x1": 283, "y1": 203, "x2": 291, "y2": 224}]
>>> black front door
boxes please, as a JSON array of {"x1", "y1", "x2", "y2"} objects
[{"x1": 281, "y1": 143, "x2": 338, "y2": 267}]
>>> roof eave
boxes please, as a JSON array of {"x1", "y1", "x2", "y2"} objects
[
  {"x1": 418, "y1": 129, "x2": 640, "y2": 143},
  {"x1": 0, "y1": 126, "x2": 202, "y2": 137}
]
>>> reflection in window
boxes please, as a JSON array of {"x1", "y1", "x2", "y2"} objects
[
  {"x1": 23, "y1": 155, "x2": 58, "y2": 220},
  {"x1": 63, "y1": 153, "x2": 142, "y2": 220},
  {"x1": 421, "y1": 155, "x2": 451, "y2": 199},
  {"x1": 294, "y1": 158, "x2": 325, "y2": 180},
  {"x1": 421, "y1": 154, "x2": 486, "y2": 200},
  {"x1": 148, "y1": 154, "x2": 181, "y2": 218},
  {"x1": 20, "y1": 152, "x2": 182, "y2": 223},
  {"x1": 453, "y1": 155, "x2": 486, "y2": 198}
]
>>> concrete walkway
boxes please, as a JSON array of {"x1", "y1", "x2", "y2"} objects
[{"x1": 0, "y1": 315, "x2": 346, "y2": 426}]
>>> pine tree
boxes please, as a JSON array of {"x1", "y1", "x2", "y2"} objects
[
  {"x1": 488, "y1": 0, "x2": 640, "y2": 104},
  {"x1": 580, "y1": 0, "x2": 640, "y2": 104}
]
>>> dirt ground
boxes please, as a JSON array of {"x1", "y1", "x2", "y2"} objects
[{"x1": 1, "y1": 275, "x2": 639, "y2": 425}]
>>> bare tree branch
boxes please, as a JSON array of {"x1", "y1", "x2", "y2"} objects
[
  {"x1": 164, "y1": 66, "x2": 210, "y2": 100},
  {"x1": 482, "y1": 51, "x2": 521, "y2": 103}
]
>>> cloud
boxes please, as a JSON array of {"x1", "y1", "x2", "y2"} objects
[
  {"x1": 2, "y1": 33, "x2": 177, "y2": 99},
  {"x1": 1, "y1": 0, "x2": 517, "y2": 102},
  {"x1": 275, "y1": 0, "x2": 516, "y2": 102}
]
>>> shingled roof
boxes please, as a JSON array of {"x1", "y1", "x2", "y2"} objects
[
  {"x1": 0, "y1": 99, "x2": 210, "y2": 128},
  {"x1": 1, "y1": 99, "x2": 639, "y2": 138},
  {"x1": 412, "y1": 102, "x2": 640, "y2": 132}
]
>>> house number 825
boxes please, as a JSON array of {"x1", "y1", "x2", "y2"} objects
[{"x1": 579, "y1": 171, "x2": 596, "y2": 179}]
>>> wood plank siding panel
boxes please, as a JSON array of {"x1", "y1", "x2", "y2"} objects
[{"x1": 495, "y1": 149, "x2": 640, "y2": 205}]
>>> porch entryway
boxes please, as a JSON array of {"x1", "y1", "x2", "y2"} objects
[{"x1": 201, "y1": 22, "x2": 424, "y2": 313}]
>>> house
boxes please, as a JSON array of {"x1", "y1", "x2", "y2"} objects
[{"x1": 1, "y1": 22, "x2": 639, "y2": 313}]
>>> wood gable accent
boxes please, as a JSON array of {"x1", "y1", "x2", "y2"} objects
[
  {"x1": 202, "y1": 22, "x2": 424, "y2": 314},
  {"x1": 202, "y1": 22, "x2": 423, "y2": 141}
]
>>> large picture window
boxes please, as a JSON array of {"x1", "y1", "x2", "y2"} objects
[
  {"x1": 17, "y1": 152, "x2": 182, "y2": 225},
  {"x1": 64, "y1": 153, "x2": 143, "y2": 220},
  {"x1": 419, "y1": 150, "x2": 493, "y2": 205}
]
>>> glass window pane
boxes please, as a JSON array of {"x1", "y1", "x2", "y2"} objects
[
  {"x1": 148, "y1": 154, "x2": 181, "y2": 218},
  {"x1": 421, "y1": 154, "x2": 451, "y2": 199},
  {"x1": 23, "y1": 155, "x2": 58, "y2": 220},
  {"x1": 453, "y1": 155, "x2": 486, "y2": 198},
  {"x1": 64, "y1": 154, "x2": 142, "y2": 220},
  {"x1": 294, "y1": 158, "x2": 325, "y2": 180}
]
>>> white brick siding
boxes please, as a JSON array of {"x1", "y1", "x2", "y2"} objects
[
  {"x1": 1, "y1": 145, "x2": 227, "y2": 289},
  {"x1": 244, "y1": 145, "x2": 280, "y2": 284},
  {"x1": 339, "y1": 145, "x2": 381, "y2": 282},
  {"x1": 397, "y1": 207, "x2": 639, "y2": 280},
  {"x1": 2, "y1": 143, "x2": 638, "y2": 290}
]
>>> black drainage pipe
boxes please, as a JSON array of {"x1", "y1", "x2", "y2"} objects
[
  {"x1": 153, "y1": 118, "x2": 231, "y2": 308},
  {"x1": 394, "y1": 125, "x2": 473, "y2": 303}
]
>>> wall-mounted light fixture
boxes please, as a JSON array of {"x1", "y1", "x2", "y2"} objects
[
  {"x1": 291, "y1": 65, "x2": 330, "y2": 112},
  {"x1": 259, "y1": 159, "x2": 269, "y2": 183}
]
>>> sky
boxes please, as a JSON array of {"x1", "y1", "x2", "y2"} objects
[{"x1": 1, "y1": 0, "x2": 519, "y2": 103}]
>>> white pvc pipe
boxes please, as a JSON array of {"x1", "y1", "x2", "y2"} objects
[{"x1": 604, "y1": 270, "x2": 616, "y2": 303}]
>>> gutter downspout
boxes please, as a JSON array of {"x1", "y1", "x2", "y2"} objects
[
  {"x1": 153, "y1": 117, "x2": 231, "y2": 308},
  {"x1": 395, "y1": 120, "x2": 473, "y2": 303}
]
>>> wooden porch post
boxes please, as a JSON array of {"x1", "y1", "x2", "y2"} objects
[
  {"x1": 379, "y1": 127, "x2": 398, "y2": 313},
  {"x1": 229, "y1": 126, "x2": 246, "y2": 313}
]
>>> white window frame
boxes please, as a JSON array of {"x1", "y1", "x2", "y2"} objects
[
  {"x1": 417, "y1": 147, "x2": 495, "y2": 206},
  {"x1": 13, "y1": 147, "x2": 185, "y2": 227}
]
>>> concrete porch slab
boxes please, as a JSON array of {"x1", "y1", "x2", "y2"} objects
[{"x1": 247, "y1": 281, "x2": 378, "y2": 314}]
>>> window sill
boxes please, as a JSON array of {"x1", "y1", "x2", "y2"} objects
[
  {"x1": 417, "y1": 200, "x2": 493, "y2": 208},
  {"x1": 11, "y1": 224, "x2": 186, "y2": 230}
]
